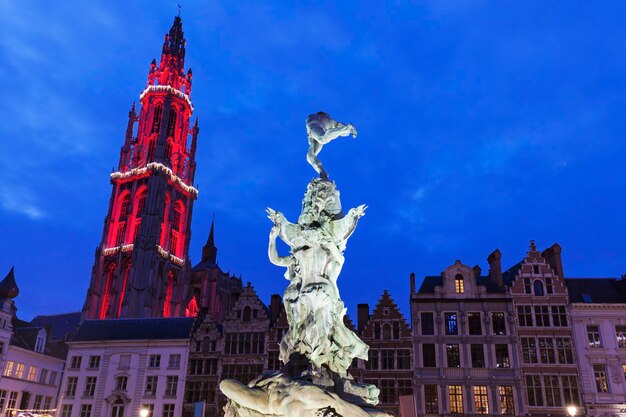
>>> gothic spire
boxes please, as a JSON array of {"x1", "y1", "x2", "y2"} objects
[
  {"x1": 0, "y1": 267, "x2": 19, "y2": 299},
  {"x1": 162, "y1": 15, "x2": 186, "y2": 69},
  {"x1": 202, "y1": 216, "x2": 218, "y2": 264}
]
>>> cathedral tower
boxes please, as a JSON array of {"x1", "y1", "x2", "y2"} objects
[{"x1": 82, "y1": 16, "x2": 199, "y2": 320}]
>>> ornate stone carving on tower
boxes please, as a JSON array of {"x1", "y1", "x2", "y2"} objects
[
  {"x1": 81, "y1": 16, "x2": 200, "y2": 320},
  {"x1": 220, "y1": 113, "x2": 391, "y2": 417}
]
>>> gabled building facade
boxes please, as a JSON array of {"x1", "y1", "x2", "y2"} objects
[{"x1": 411, "y1": 258, "x2": 523, "y2": 417}]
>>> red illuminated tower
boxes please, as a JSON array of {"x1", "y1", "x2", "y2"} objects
[{"x1": 82, "y1": 16, "x2": 199, "y2": 320}]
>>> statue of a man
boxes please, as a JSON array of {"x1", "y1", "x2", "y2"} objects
[{"x1": 306, "y1": 112, "x2": 357, "y2": 180}]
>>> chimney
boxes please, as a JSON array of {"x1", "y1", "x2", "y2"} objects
[
  {"x1": 487, "y1": 249, "x2": 503, "y2": 288},
  {"x1": 357, "y1": 303, "x2": 370, "y2": 333},
  {"x1": 410, "y1": 272, "x2": 416, "y2": 294},
  {"x1": 542, "y1": 243, "x2": 564, "y2": 278},
  {"x1": 269, "y1": 294, "x2": 283, "y2": 325},
  {"x1": 473, "y1": 265, "x2": 482, "y2": 278}
]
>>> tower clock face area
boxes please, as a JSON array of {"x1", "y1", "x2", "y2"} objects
[{"x1": 82, "y1": 16, "x2": 200, "y2": 321}]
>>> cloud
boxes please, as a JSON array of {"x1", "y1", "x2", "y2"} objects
[{"x1": 0, "y1": 185, "x2": 45, "y2": 220}]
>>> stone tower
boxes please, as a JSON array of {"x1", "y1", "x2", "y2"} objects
[{"x1": 82, "y1": 16, "x2": 199, "y2": 320}]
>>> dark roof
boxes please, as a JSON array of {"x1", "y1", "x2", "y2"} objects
[
  {"x1": 72, "y1": 317, "x2": 195, "y2": 342},
  {"x1": 0, "y1": 267, "x2": 19, "y2": 299},
  {"x1": 10, "y1": 322, "x2": 67, "y2": 359},
  {"x1": 31, "y1": 312, "x2": 81, "y2": 341},
  {"x1": 191, "y1": 259, "x2": 219, "y2": 272},
  {"x1": 417, "y1": 275, "x2": 505, "y2": 294},
  {"x1": 565, "y1": 278, "x2": 626, "y2": 303},
  {"x1": 502, "y1": 261, "x2": 523, "y2": 286}
]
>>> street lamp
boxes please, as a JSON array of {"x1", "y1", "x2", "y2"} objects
[
  {"x1": 567, "y1": 405, "x2": 577, "y2": 417},
  {"x1": 140, "y1": 409, "x2": 149, "y2": 417}
]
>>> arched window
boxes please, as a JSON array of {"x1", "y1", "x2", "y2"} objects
[
  {"x1": 172, "y1": 202, "x2": 183, "y2": 232},
  {"x1": 382, "y1": 323, "x2": 392, "y2": 340},
  {"x1": 151, "y1": 106, "x2": 163, "y2": 133},
  {"x1": 533, "y1": 280, "x2": 544, "y2": 296},
  {"x1": 167, "y1": 108, "x2": 177, "y2": 137},
  {"x1": 455, "y1": 274, "x2": 465, "y2": 294},
  {"x1": 118, "y1": 193, "x2": 131, "y2": 221},
  {"x1": 243, "y1": 306, "x2": 252, "y2": 322},
  {"x1": 110, "y1": 399, "x2": 124, "y2": 417},
  {"x1": 185, "y1": 297, "x2": 198, "y2": 317},
  {"x1": 147, "y1": 138, "x2": 156, "y2": 162},
  {"x1": 135, "y1": 189, "x2": 147, "y2": 218}
]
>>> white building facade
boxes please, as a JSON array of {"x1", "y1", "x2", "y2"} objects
[
  {"x1": 59, "y1": 318, "x2": 194, "y2": 417},
  {"x1": 566, "y1": 278, "x2": 626, "y2": 417}
]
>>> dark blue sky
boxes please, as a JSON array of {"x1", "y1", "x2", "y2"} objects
[{"x1": 2, "y1": 1, "x2": 626, "y2": 320}]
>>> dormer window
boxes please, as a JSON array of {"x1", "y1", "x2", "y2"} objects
[
  {"x1": 533, "y1": 280, "x2": 544, "y2": 296},
  {"x1": 34, "y1": 332, "x2": 46, "y2": 353},
  {"x1": 454, "y1": 274, "x2": 465, "y2": 294},
  {"x1": 243, "y1": 306, "x2": 251, "y2": 322}
]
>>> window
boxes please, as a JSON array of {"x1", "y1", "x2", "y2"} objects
[
  {"x1": 544, "y1": 375, "x2": 562, "y2": 406},
  {"x1": 524, "y1": 278, "x2": 532, "y2": 294},
  {"x1": 61, "y1": 404, "x2": 72, "y2": 417},
  {"x1": 111, "y1": 400, "x2": 124, "y2": 417},
  {"x1": 587, "y1": 325, "x2": 602, "y2": 348},
  {"x1": 397, "y1": 349, "x2": 411, "y2": 369},
  {"x1": 424, "y1": 385, "x2": 438, "y2": 414},
  {"x1": 546, "y1": 277, "x2": 554, "y2": 294},
  {"x1": 165, "y1": 376, "x2": 178, "y2": 396},
  {"x1": 538, "y1": 337, "x2": 556, "y2": 364},
  {"x1": 421, "y1": 312, "x2": 434, "y2": 335},
  {"x1": 517, "y1": 306, "x2": 533, "y2": 326},
  {"x1": 525, "y1": 375, "x2": 543, "y2": 406},
  {"x1": 552, "y1": 306, "x2": 568, "y2": 327},
  {"x1": 398, "y1": 380, "x2": 412, "y2": 396},
  {"x1": 498, "y1": 386, "x2": 515, "y2": 415},
  {"x1": 44, "y1": 397, "x2": 52, "y2": 410},
  {"x1": 39, "y1": 369, "x2": 48, "y2": 384},
  {"x1": 141, "y1": 404, "x2": 154, "y2": 417},
  {"x1": 495, "y1": 344, "x2": 510, "y2": 368},
  {"x1": 533, "y1": 265, "x2": 540, "y2": 274},
  {"x1": 533, "y1": 280, "x2": 544, "y2": 296},
  {"x1": 379, "y1": 380, "x2": 395, "y2": 404},
  {"x1": 119, "y1": 354, "x2": 131, "y2": 369},
  {"x1": 374, "y1": 323, "x2": 381, "y2": 339},
  {"x1": 616, "y1": 325, "x2": 626, "y2": 348},
  {"x1": 162, "y1": 404, "x2": 175, "y2": 417},
  {"x1": 66, "y1": 376, "x2": 78, "y2": 396},
  {"x1": 381, "y1": 350, "x2": 395, "y2": 369},
  {"x1": 145, "y1": 375, "x2": 158, "y2": 395},
  {"x1": 454, "y1": 274, "x2": 465, "y2": 294},
  {"x1": 521, "y1": 337, "x2": 538, "y2": 363},
  {"x1": 168, "y1": 354, "x2": 181, "y2": 368},
  {"x1": 151, "y1": 106, "x2": 163, "y2": 133},
  {"x1": 224, "y1": 332, "x2": 265, "y2": 354},
  {"x1": 35, "y1": 335, "x2": 45, "y2": 353},
  {"x1": 471, "y1": 344, "x2": 485, "y2": 368},
  {"x1": 115, "y1": 223, "x2": 126, "y2": 246},
  {"x1": 88, "y1": 355, "x2": 100, "y2": 369},
  {"x1": 118, "y1": 195, "x2": 131, "y2": 221},
  {"x1": 84, "y1": 376, "x2": 97, "y2": 397},
  {"x1": 3, "y1": 360, "x2": 13, "y2": 376},
  {"x1": 446, "y1": 344, "x2": 460, "y2": 367},
  {"x1": 14, "y1": 363, "x2": 25, "y2": 378},
  {"x1": 534, "y1": 305, "x2": 550, "y2": 326},
  {"x1": 6, "y1": 392, "x2": 17, "y2": 414},
  {"x1": 468, "y1": 312, "x2": 482, "y2": 335},
  {"x1": 33, "y1": 395, "x2": 42, "y2": 410},
  {"x1": 167, "y1": 108, "x2": 177, "y2": 137},
  {"x1": 473, "y1": 385, "x2": 489, "y2": 414},
  {"x1": 80, "y1": 404, "x2": 92, "y2": 417},
  {"x1": 422, "y1": 344, "x2": 436, "y2": 367},
  {"x1": 594, "y1": 364, "x2": 609, "y2": 392},
  {"x1": 365, "y1": 349, "x2": 378, "y2": 370},
  {"x1": 116, "y1": 376, "x2": 128, "y2": 391},
  {"x1": 0, "y1": 390, "x2": 6, "y2": 413},
  {"x1": 492, "y1": 312, "x2": 506, "y2": 335},
  {"x1": 393, "y1": 321, "x2": 400, "y2": 339},
  {"x1": 556, "y1": 338, "x2": 574, "y2": 364},
  {"x1": 449, "y1": 385, "x2": 464, "y2": 413},
  {"x1": 185, "y1": 381, "x2": 217, "y2": 404},
  {"x1": 27, "y1": 366, "x2": 38, "y2": 381},
  {"x1": 148, "y1": 354, "x2": 161, "y2": 368},
  {"x1": 382, "y1": 323, "x2": 392, "y2": 340},
  {"x1": 70, "y1": 355, "x2": 82, "y2": 369},
  {"x1": 445, "y1": 313, "x2": 458, "y2": 335},
  {"x1": 136, "y1": 192, "x2": 147, "y2": 218},
  {"x1": 562, "y1": 375, "x2": 580, "y2": 406},
  {"x1": 49, "y1": 371, "x2": 58, "y2": 385}
]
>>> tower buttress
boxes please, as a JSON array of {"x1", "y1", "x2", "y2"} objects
[{"x1": 82, "y1": 16, "x2": 199, "y2": 320}]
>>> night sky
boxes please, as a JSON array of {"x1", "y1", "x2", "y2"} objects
[{"x1": 2, "y1": 1, "x2": 626, "y2": 321}]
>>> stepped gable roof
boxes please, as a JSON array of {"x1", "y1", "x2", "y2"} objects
[
  {"x1": 72, "y1": 317, "x2": 195, "y2": 342},
  {"x1": 565, "y1": 278, "x2": 626, "y2": 304},
  {"x1": 0, "y1": 267, "x2": 19, "y2": 299},
  {"x1": 502, "y1": 261, "x2": 523, "y2": 287},
  {"x1": 225, "y1": 282, "x2": 269, "y2": 320},
  {"x1": 31, "y1": 311, "x2": 81, "y2": 341},
  {"x1": 361, "y1": 290, "x2": 411, "y2": 339},
  {"x1": 418, "y1": 275, "x2": 506, "y2": 294},
  {"x1": 343, "y1": 313, "x2": 356, "y2": 332}
]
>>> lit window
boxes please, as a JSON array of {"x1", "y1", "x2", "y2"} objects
[
  {"x1": 473, "y1": 385, "x2": 489, "y2": 414},
  {"x1": 449, "y1": 385, "x2": 464, "y2": 413},
  {"x1": 14, "y1": 363, "x2": 25, "y2": 379},
  {"x1": 594, "y1": 364, "x2": 609, "y2": 392},
  {"x1": 27, "y1": 366, "x2": 38, "y2": 381},
  {"x1": 498, "y1": 386, "x2": 515, "y2": 415},
  {"x1": 616, "y1": 325, "x2": 626, "y2": 348},
  {"x1": 454, "y1": 274, "x2": 464, "y2": 294},
  {"x1": 3, "y1": 360, "x2": 13, "y2": 376},
  {"x1": 587, "y1": 325, "x2": 602, "y2": 348}
]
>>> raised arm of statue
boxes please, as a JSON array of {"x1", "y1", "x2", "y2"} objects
[
  {"x1": 268, "y1": 224, "x2": 291, "y2": 268},
  {"x1": 331, "y1": 204, "x2": 367, "y2": 250},
  {"x1": 306, "y1": 111, "x2": 357, "y2": 179}
]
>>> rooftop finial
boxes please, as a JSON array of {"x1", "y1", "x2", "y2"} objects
[
  {"x1": 529, "y1": 240, "x2": 537, "y2": 252},
  {"x1": 177, "y1": 3, "x2": 181, "y2": 17}
]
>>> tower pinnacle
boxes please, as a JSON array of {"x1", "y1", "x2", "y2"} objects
[{"x1": 202, "y1": 216, "x2": 218, "y2": 264}]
